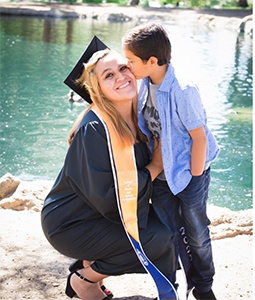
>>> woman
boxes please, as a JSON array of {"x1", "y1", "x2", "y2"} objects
[{"x1": 41, "y1": 49, "x2": 175, "y2": 300}]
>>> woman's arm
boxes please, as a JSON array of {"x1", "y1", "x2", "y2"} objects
[
  {"x1": 65, "y1": 117, "x2": 153, "y2": 225},
  {"x1": 65, "y1": 120, "x2": 120, "y2": 221},
  {"x1": 145, "y1": 137, "x2": 163, "y2": 181}
]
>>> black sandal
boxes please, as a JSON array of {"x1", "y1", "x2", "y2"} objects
[
  {"x1": 69, "y1": 260, "x2": 113, "y2": 298},
  {"x1": 65, "y1": 270, "x2": 111, "y2": 299}
]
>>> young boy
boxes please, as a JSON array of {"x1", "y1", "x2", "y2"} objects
[{"x1": 122, "y1": 23, "x2": 219, "y2": 300}]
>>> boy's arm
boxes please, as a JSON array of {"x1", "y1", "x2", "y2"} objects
[{"x1": 188, "y1": 126, "x2": 207, "y2": 176}]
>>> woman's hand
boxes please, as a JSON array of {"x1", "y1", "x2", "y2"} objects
[
  {"x1": 145, "y1": 137, "x2": 163, "y2": 181},
  {"x1": 151, "y1": 137, "x2": 163, "y2": 170}
]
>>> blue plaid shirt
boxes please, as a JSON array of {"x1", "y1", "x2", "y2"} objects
[{"x1": 137, "y1": 63, "x2": 220, "y2": 195}]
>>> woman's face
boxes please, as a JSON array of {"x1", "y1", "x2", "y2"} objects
[{"x1": 94, "y1": 52, "x2": 137, "y2": 104}]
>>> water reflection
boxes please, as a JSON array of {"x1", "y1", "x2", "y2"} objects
[
  {"x1": 0, "y1": 16, "x2": 252, "y2": 211},
  {"x1": 226, "y1": 33, "x2": 253, "y2": 107}
]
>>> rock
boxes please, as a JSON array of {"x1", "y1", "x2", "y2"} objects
[
  {"x1": 0, "y1": 173, "x2": 20, "y2": 200},
  {"x1": 239, "y1": 14, "x2": 253, "y2": 35},
  {"x1": 208, "y1": 205, "x2": 253, "y2": 240},
  {"x1": 0, "y1": 175, "x2": 53, "y2": 212},
  {"x1": 107, "y1": 13, "x2": 131, "y2": 22}
]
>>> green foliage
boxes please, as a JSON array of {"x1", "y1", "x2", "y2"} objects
[
  {"x1": 82, "y1": 0, "x2": 102, "y2": 3},
  {"x1": 106, "y1": 0, "x2": 129, "y2": 4},
  {"x1": 139, "y1": 0, "x2": 150, "y2": 6},
  {"x1": 149, "y1": 0, "x2": 252, "y2": 7},
  {"x1": 8, "y1": 0, "x2": 253, "y2": 8}
]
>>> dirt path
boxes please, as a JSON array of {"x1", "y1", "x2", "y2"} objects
[{"x1": 0, "y1": 209, "x2": 253, "y2": 299}]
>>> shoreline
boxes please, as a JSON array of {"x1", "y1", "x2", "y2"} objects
[
  {"x1": 1, "y1": 173, "x2": 253, "y2": 212},
  {"x1": 0, "y1": 2, "x2": 252, "y2": 18},
  {"x1": 0, "y1": 173, "x2": 253, "y2": 238},
  {"x1": 0, "y1": 2, "x2": 253, "y2": 34}
]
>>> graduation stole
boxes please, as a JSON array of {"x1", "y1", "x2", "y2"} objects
[{"x1": 92, "y1": 106, "x2": 178, "y2": 300}]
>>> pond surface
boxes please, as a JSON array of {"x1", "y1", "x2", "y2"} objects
[{"x1": 0, "y1": 16, "x2": 252, "y2": 211}]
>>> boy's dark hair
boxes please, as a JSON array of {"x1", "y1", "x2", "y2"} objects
[{"x1": 122, "y1": 23, "x2": 171, "y2": 66}]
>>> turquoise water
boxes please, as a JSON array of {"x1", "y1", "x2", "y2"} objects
[{"x1": 0, "y1": 16, "x2": 252, "y2": 211}]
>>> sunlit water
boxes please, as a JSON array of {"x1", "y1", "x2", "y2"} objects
[{"x1": 0, "y1": 16, "x2": 252, "y2": 211}]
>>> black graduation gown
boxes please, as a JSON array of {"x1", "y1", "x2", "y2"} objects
[{"x1": 41, "y1": 110, "x2": 175, "y2": 276}]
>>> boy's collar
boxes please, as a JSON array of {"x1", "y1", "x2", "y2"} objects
[{"x1": 140, "y1": 63, "x2": 174, "y2": 88}]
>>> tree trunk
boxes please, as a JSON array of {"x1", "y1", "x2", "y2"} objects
[
  {"x1": 238, "y1": 0, "x2": 248, "y2": 7},
  {"x1": 129, "y1": 0, "x2": 140, "y2": 6}
]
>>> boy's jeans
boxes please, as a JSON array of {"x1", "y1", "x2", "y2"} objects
[{"x1": 152, "y1": 168, "x2": 215, "y2": 293}]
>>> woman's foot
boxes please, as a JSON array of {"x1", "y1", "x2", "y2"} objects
[
  {"x1": 68, "y1": 270, "x2": 108, "y2": 300},
  {"x1": 69, "y1": 260, "x2": 113, "y2": 298},
  {"x1": 101, "y1": 284, "x2": 113, "y2": 298}
]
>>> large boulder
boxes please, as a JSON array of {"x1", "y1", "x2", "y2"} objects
[
  {"x1": 0, "y1": 173, "x2": 20, "y2": 200},
  {"x1": 0, "y1": 174, "x2": 53, "y2": 212}
]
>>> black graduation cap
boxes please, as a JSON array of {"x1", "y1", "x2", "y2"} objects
[{"x1": 64, "y1": 36, "x2": 108, "y2": 104}]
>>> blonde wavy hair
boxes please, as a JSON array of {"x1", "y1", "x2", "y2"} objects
[{"x1": 68, "y1": 49, "x2": 147, "y2": 146}]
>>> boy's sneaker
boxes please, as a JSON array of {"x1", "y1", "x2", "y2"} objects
[{"x1": 192, "y1": 289, "x2": 217, "y2": 300}]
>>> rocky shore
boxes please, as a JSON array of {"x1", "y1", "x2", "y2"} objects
[
  {"x1": 0, "y1": 2, "x2": 253, "y2": 34},
  {"x1": 0, "y1": 173, "x2": 253, "y2": 299},
  {"x1": 0, "y1": 173, "x2": 253, "y2": 240}
]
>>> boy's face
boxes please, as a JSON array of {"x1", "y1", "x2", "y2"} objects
[{"x1": 122, "y1": 46, "x2": 151, "y2": 80}]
